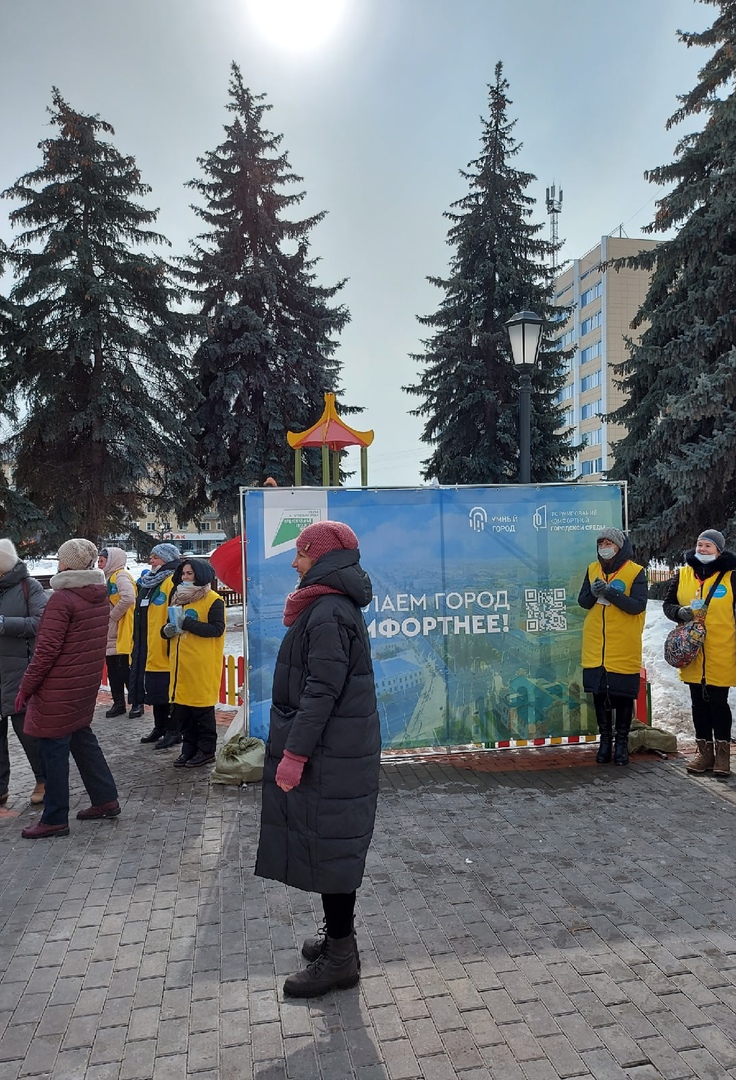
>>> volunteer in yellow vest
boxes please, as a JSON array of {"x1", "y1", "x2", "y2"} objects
[
  {"x1": 663, "y1": 528, "x2": 736, "y2": 778},
  {"x1": 129, "y1": 543, "x2": 181, "y2": 746},
  {"x1": 162, "y1": 559, "x2": 225, "y2": 769},
  {"x1": 578, "y1": 527, "x2": 647, "y2": 767},
  {"x1": 98, "y1": 547, "x2": 136, "y2": 719}
]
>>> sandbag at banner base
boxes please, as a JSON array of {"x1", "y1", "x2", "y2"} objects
[
  {"x1": 628, "y1": 718, "x2": 677, "y2": 756},
  {"x1": 210, "y1": 734, "x2": 265, "y2": 785}
]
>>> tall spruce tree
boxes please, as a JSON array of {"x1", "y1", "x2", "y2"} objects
[
  {"x1": 179, "y1": 63, "x2": 350, "y2": 535},
  {"x1": 0, "y1": 89, "x2": 195, "y2": 549},
  {"x1": 0, "y1": 247, "x2": 47, "y2": 545},
  {"x1": 404, "y1": 63, "x2": 574, "y2": 483},
  {"x1": 608, "y1": 0, "x2": 736, "y2": 562}
]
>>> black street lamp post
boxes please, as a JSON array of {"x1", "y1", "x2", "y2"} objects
[{"x1": 505, "y1": 310, "x2": 544, "y2": 484}]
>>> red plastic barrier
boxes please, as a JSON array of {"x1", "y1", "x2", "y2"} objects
[
  {"x1": 102, "y1": 654, "x2": 244, "y2": 706},
  {"x1": 636, "y1": 667, "x2": 649, "y2": 724}
]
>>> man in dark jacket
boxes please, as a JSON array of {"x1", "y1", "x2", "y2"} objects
[
  {"x1": 0, "y1": 539, "x2": 47, "y2": 805},
  {"x1": 255, "y1": 520, "x2": 380, "y2": 998},
  {"x1": 17, "y1": 538, "x2": 120, "y2": 839}
]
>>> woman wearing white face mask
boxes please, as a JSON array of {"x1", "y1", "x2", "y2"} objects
[
  {"x1": 578, "y1": 527, "x2": 647, "y2": 766},
  {"x1": 663, "y1": 529, "x2": 736, "y2": 777},
  {"x1": 161, "y1": 559, "x2": 225, "y2": 768}
]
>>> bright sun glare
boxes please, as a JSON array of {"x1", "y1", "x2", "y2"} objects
[{"x1": 244, "y1": 0, "x2": 348, "y2": 53}]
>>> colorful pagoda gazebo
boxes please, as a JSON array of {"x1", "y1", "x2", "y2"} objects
[{"x1": 287, "y1": 392, "x2": 374, "y2": 486}]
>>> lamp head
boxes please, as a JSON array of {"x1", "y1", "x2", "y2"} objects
[{"x1": 505, "y1": 310, "x2": 544, "y2": 370}]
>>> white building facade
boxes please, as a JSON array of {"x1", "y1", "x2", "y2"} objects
[{"x1": 553, "y1": 235, "x2": 658, "y2": 480}]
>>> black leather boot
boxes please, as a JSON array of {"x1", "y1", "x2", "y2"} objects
[
  {"x1": 140, "y1": 728, "x2": 163, "y2": 744},
  {"x1": 154, "y1": 733, "x2": 182, "y2": 750},
  {"x1": 613, "y1": 735, "x2": 629, "y2": 766},
  {"x1": 596, "y1": 732, "x2": 612, "y2": 764},
  {"x1": 284, "y1": 932, "x2": 359, "y2": 998},
  {"x1": 613, "y1": 704, "x2": 633, "y2": 766},
  {"x1": 594, "y1": 697, "x2": 613, "y2": 764}
]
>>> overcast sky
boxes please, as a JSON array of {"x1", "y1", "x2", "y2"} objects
[{"x1": 0, "y1": 0, "x2": 710, "y2": 486}]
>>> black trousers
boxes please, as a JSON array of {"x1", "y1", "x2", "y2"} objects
[
  {"x1": 688, "y1": 683, "x2": 732, "y2": 741},
  {"x1": 593, "y1": 692, "x2": 634, "y2": 734},
  {"x1": 322, "y1": 891, "x2": 357, "y2": 940},
  {"x1": 106, "y1": 653, "x2": 130, "y2": 708},
  {"x1": 172, "y1": 704, "x2": 216, "y2": 756},
  {"x1": 38, "y1": 727, "x2": 117, "y2": 826},
  {"x1": 0, "y1": 712, "x2": 44, "y2": 793},
  {"x1": 152, "y1": 703, "x2": 177, "y2": 735}
]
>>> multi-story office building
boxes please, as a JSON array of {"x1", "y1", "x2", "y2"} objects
[
  {"x1": 107, "y1": 507, "x2": 226, "y2": 555},
  {"x1": 553, "y1": 235, "x2": 658, "y2": 480}
]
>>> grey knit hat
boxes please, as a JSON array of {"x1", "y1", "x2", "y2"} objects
[
  {"x1": 697, "y1": 529, "x2": 726, "y2": 552},
  {"x1": 57, "y1": 538, "x2": 98, "y2": 570},
  {"x1": 597, "y1": 527, "x2": 626, "y2": 549},
  {"x1": 151, "y1": 543, "x2": 181, "y2": 565},
  {"x1": 0, "y1": 538, "x2": 19, "y2": 575}
]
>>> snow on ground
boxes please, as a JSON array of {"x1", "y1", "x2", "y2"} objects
[
  {"x1": 224, "y1": 605, "x2": 245, "y2": 659},
  {"x1": 643, "y1": 598, "x2": 728, "y2": 743}
]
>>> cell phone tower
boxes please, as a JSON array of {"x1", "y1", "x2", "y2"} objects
[{"x1": 546, "y1": 183, "x2": 563, "y2": 271}]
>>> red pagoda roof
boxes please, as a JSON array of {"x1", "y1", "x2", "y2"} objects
[{"x1": 287, "y1": 393, "x2": 374, "y2": 451}]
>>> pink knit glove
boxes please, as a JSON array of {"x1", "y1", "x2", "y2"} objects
[{"x1": 275, "y1": 749, "x2": 308, "y2": 792}]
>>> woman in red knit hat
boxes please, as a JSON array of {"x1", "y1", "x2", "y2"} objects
[{"x1": 255, "y1": 519, "x2": 380, "y2": 998}]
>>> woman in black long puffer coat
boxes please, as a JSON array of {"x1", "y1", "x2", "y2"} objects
[
  {"x1": 0, "y1": 539, "x2": 48, "y2": 805},
  {"x1": 255, "y1": 520, "x2": 380, "y2": 999}
]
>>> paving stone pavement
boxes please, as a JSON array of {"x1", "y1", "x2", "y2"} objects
[{"x1": 2, "y1": 705, "x2": 736, "y2": 1080}]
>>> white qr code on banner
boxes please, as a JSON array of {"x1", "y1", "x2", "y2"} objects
[{"x1": 524, "y1": 587, "x2": 567, "y2": 632}]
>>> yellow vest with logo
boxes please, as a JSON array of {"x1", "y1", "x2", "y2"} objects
[
  {"x1": 676, "y1": 566, "x2": 736, "y2": 686},
  {"x1": 109, "y1": 569, "x2": 135, "y2": 656},
  {"x1": 144, "y1": 574, "x2": 174, "y2": 673},
  {"x1": 169, "y1": 591, "x2": 225, "y2": 707},
  {"x1": 581, "y1": 559, "x2": 645, "y2": 674}
]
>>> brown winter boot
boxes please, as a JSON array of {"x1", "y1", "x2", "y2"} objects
[
  {"x1": 713, "y1": 740, "x2": 731, "y2": 777},
  {"x1": 687, "y1": 739, "x2": 715, "y2": 773},
  {"x1": 284, "y1": 932, "x2": 359, "y2": 998}
]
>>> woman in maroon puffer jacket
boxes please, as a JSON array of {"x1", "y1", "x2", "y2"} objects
[{"x1": 17, "y1": 538, "x2": 119, "y2": 839}]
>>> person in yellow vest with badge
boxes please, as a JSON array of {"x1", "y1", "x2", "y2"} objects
[
  {"x1": 162, "y1": 559, "x2": 225, "y2": 768},
  {"x1": 98, "y1": 547, "x2": 136, "y2": 718},
  {"x1": 663, "y1": 529, "x2": 736, "y2": 778},
  {"x1": 578, "y1": 527, "x2": 647, "y2": 766},
  {"x1": 129, "y1": 543, "x2": 181, "y2": 745}
]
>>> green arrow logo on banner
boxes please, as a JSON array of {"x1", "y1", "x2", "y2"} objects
[{"x1": 271, "y1": 513, "x2": 321, "y2": 548}]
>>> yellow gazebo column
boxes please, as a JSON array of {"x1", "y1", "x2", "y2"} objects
[{"x1": 287, "y1": 392, "x2": 375, "y2": 488}]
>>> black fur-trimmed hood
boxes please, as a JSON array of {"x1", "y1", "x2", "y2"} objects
[{"x1": 685, "y1": 548, "x2": 736, "y2": 580}]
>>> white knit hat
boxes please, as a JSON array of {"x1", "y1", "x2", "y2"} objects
[
  {"x1": 0, "y1": 539, "x2": 18, "y2": 575},
  {"x1": 57, "y1": 538, "x2": 98, "y2": 570}
]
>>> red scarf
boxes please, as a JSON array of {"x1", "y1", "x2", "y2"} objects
[{"x1": 283, "y1": 584, "x2": 342, "y2": 626}]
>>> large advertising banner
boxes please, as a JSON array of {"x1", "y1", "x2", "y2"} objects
[{"x1": 242, "y1": 483, "x2": 624, "y2": 750}]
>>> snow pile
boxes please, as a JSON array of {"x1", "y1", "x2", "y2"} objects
[{"x1": 642, "y1": 599, "x2": 730, "y2": 743}]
